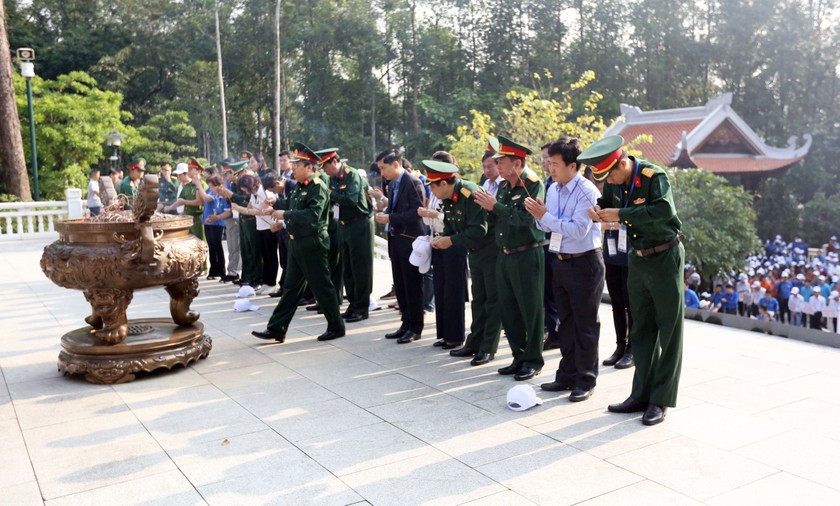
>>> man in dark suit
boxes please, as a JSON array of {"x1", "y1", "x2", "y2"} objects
[{"x1": 374, "y1": 149, "x2": 426, "y2": 343}]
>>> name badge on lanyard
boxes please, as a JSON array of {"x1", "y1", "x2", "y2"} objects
[
  {"x1": 548, "y1": 232, "x2": 563, "y2": 253},
  {"x1": 333, "y1": 204, "x2": 340, "y2": 220},
  {"x1": 618, "y1": 225, "x2": 628, "y2": 253},
  {"x1": 607, "y1": 235, "x2": 617, "y2": 256}
]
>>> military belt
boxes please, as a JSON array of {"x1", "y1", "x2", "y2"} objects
[
  {"x1": 635, "y1": 234, "x2": 684, "y2": 257},
  {"x1": 502, "y1": 240, "x2": 548, "y2": 255},
  {"x1": 340, "y1": 214, "x2": 369, "y2": 226},
  {"x1": 556, "y1": 248, "x2": 601, "y2": 261}
]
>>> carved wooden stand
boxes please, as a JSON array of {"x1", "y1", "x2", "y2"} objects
[{"x1": 58, "y1": 318, "x2": 212, "y2": 384}]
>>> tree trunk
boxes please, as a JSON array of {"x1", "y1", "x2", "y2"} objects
[
  {"x1": 215, "y1": 0, "x2": 229, "y2": 159},
  {"x1": 0, "y1": 0, "x2": 31, "y2": 201},
  {"x1": 274, "y1": 0, "x2": 281, "y2": 171}
]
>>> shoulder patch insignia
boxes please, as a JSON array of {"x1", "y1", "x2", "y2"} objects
[
  {"x1": 460, "y1": 187, "x2": 472, "y2": 198},
  {"x1": 526, "y1": 172, "x2": 539, "y2": 183},
  {"x1": 641, "y1": 167, "x2": 655, "y2": 178},
  {"x1": 312, "y1": 178, "x2": 321, "y2": 185},
  {"x1": 633, "y1": 197, "x2": 646, "y2": 205}
]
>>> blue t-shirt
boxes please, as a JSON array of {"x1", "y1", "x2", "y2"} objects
[
  {"x1": 721, "y1": 291, "x2": 739, "y2": 311},
  {"x1": 775, "y1": 280, "x2": 792, "y2": 299},
  {"x1": 759, "y1": 297, "x2": 780, "y2": 313},
  {"x1": 202, "y1": 189, "x2": 231, "y2": 227},
  {"x1": 685, "y1": 288, "x2": 700, "y2": 309}
]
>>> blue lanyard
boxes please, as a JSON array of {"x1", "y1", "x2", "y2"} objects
[
  {"x1": 556, "y1": 178, "x2": 581, "y2": 219},
  {"x1": 622, "y1": 160, "x2": 642, "y2": 209}
]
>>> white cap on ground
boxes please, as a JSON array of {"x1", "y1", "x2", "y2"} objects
[
  {"x1": 233, "y1": 299, "x2": 259, "y2": 312},
  {"x1": 237, "y1": 285, "x2": 256, "y2": 298},
  {"x1": 506, "y1": 385, "x2": 543, "y2": 412}
]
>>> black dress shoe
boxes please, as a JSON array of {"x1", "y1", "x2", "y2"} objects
[
  {"x1": 615, "y1": 352, "x2": 635, "y2": 369},
  {"x1": 236, "y1": 279, "x2": 250, "y2": 286},
  {"x1": 341, "y1": 310, "x2": 352, "y2": 318},
  {"x1": 385, "y1": 329, "x2": 407, "y2": 339},
  {"x1": 441, "y1": 341, "x2": 462, "y2": 350},
  {"x1": 540, "y1": 381, "x2": 574, "y2": 392},
  {"x1": 470, "y1": 352, "x2": 494, "y2": 366},
  {"x1": 344, "y1": 313, "x2": 368, "y2": 323},
  {"x1": 569, "y1": 387, "x2": 594, "y2": 402},
  {"x1": 396, "y1": 332, "x2": 421, "y2": 344},
  {"x1": 317, "y1": 329, "x2": 346, "y2": 341},
  {"x1": 206, "y1": 276, "x2": 218, "y2": 280},
  {"x1": 608, "y1": 396, "x2": 648, "y2": 414},
  {"x1": 380, "y1": 288, "x2": 396, "y2": 299},
  {"x1": 268, "y1": 290, "x2": 283, "y2": 298},
  {"x1": 432, "y1": 339, "x2": 446, "y2": 347},
  {"x1": 543, "y1": 339, "x2": 561, "y2": 351},
  {"x1": 251, "y1": 329, "x2": 286, "y2": 342},
  {"x1": 449, "y1": 346, "x2": 477, "y2": 357},
  {"x1": 297, "y1": 297, "x2": 315, "y2": 306},
  {"x1": 306, "y1": 304, "x2": 320, "y2": 311},
  {"x1": 602, "y1": 345, "x2": 626, "y2": 366},
  {"x1": 514, "y1": 367, "x2": 541, "y2": 381},
  {"x1": 497, "y1": 363, "x2": 521, "y2": 375},
  {"x1": 642, "y1": 404, "x2": 667, "y2": 425}
]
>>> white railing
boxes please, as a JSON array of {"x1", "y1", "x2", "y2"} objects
[
  {"x1": 0, "y1": 189, "x2": 84, "y2": 241},
  {"x1": 374, "y1": 235, "x2": 389, "y2": 260}
]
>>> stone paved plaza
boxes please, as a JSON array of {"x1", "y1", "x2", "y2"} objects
[{"x1": 3, "y1": 238, "x2": 840, "y2": 505}]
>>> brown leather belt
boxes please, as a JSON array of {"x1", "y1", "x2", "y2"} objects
[
  {"x1": 556, "y1": 248, "x2": 601, "y2": 261},
  {"x1": 502, "y1": 241, "x2": 547, "y2": 255},
  {"x1": 340, "y1": 214, "x2": 369, "y2": 226},
  {"x1": 635, "y1": 234, "x2": 683, "y2": 257}
]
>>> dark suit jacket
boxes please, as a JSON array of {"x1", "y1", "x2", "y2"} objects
[{"x1": 386, "y1": 170, "x2": 425, "y2": 238}]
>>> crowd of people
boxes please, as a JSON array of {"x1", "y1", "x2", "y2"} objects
[
  {"x1": 84, "y1": 133, "x2": 686, "y2": 426},
  {"x1": 684, "y1": 235, "x2": 840, "y2": 332}
]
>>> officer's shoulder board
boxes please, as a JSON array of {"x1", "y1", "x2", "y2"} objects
[
  {"x1": 460, "y1": 187, "x2": 472, "y2": 199},
  {"x1": 641, "y1": 167, "x2": 656, "y2": 178},
  {"x1": 526, "y1": 171, "x2": 539, "y2": 183},
  {"x1": 312, "y1": 178, "x2": 321, "y2": 185}
]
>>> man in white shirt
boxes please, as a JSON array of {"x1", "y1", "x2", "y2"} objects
[
  {"x1": 525, "y1": 136, "x2": 603, "y2": 402},
  {"x1": 481, "y1": 151, "x2": 502, "y2": 197},
  {"x1": 86, "y1": 169, "x2": 102, "y2": 216}
]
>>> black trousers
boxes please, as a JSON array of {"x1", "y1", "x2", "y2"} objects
[
  {"x1": 256, "y1": 228, "x2": 279, "y2": 286},
  {"x1": 604, "y1": 261, "x2": 632, "y2": 351},
  {"x1": 205, "y1": 225, "x2": 226, "y2": 277},
  {"x1": 777, "y1": 297, "x2": 790, "y2": 324},
  {"x1": 432, "y1": 245, "x2": 468, "y2": 344},
  {"x1": 551, "y1": 253, "x2": 605, "y2": 390},
  {"x1": 389, "y1": 235, "x2": 424, "y2": 334},
  {"x1": 543, "y1": 245, "x2": 560, "y2": 340},
  {"x1": 276, "y1": 229, "x2": 290, "y2": 288}
]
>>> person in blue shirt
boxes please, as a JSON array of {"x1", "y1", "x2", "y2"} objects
[
  {"x1": 684, "y1": 282, "x2": 700, "y2": 309},
  {"x1": 710, "y1": 284, "x2": 724, "y2": 312},
  {"x1": 721, "y1": 284, "x2": 739, "y2": 315},
  {"x1": 758, "y1": 290, "x2": 780, "y2": 314},
  {"x1": 774, "y1": 273, "x2": 793, "y2": 323},
  {"x1": 203, "y1": 173, "x2": 232, "y2": 280}
]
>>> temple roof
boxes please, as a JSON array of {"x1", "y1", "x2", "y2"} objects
[{"x1": 605, "y1": 93, "x2": 812, "y2": 175}]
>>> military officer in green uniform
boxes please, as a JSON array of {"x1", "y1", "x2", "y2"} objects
[
  {"x1": 168, "y1": 158, "x2": 211, "y2": 241},
  {"x1": 473, "y1": 135, "x2": 546, "y2": 381},
  {"x1": 303, "y1": 157, "x2": 343, "y2": 313},
  {"x1": 317, "y1": 148, "x2": 374, "y2": 323},
  {"x1": 584, "y1": 135, "x2": 684, "y2": 426},
  {"x1": 157, "y1": 162, "x2": 179, "y2": 214},
  {"x1": 118, "y1": 158, "x2": 146, "y2": 208},
  {"x1": 424, "y1": 160, "x2": 500, "y2": 366},
  {"x1": 251, "y1": 143, "x2": 345, "y2": 342}
]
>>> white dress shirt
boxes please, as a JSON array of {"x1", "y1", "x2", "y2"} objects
[{"x1": 536, "y1": 173, "x2": 602, "y2": 254}]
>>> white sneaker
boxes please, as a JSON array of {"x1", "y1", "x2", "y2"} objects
[
  {"x1": 369, "y1": 298, "x2": 381, "y2": 311},
  {"x1": 256, "y1": 284, "x2": 273, "y2": 295}
]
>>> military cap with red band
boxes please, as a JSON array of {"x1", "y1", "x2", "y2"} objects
[
  {"x1": 129, "y1": 157, "x2": 146, "y2": 171},
  {"x1": 188, "y1": 158, "x2": 205, "y2": 172},
  {"x1": 314, "y1": 148, "x2": 340, "y2": 166},
  {"x1": 488, "y1": 135, "x2": 532, "y2": 159},
  {"x1": 289, "y1": 142, "x2": 319, "y2": 164},
  {"x1": 420, "y1": 160, "x2": 458, "y2": 185},
  {"x1": 578, "y1": 135, "x2": 625, "y2": 182},
  {"x1": 239, "y1": 150, "x2": 253, "y2": 161}
]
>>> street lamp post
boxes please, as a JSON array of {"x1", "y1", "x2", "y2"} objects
[
  {"x1": 104, "y1": 130, "x2": 126, "y2": 173},
  {"x1": 17, "y1": 48, "x2": 38, "y2": 201}
]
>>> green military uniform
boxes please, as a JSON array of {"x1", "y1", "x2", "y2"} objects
[
  {"x1": 323, "y1": 156, "x2": 374, "y2": 318},
  {"x1": 158, "y1": 179, "x2": 178, "y2": 214},
  {"x1": 180, "y1": 180, "x2": 207, "y2": 241},
  {"x1": 266, "y1": 173, "x2": 344, "y2": 334},
  {"x1": 118, "y1": 177, "x2": 140, "y2": 205},
  {"x1": 441, "y1": 178, "x2": 501, "y2": 354},
  {"x1": 491, "y1": 149, "x2": 546, "y2": 371},
  {"x1": 315, "y1": 168, "x2": 343, "y2": 303},
  {"x1": 587, "y1": 137, "x2": 684, "y2": 408}
]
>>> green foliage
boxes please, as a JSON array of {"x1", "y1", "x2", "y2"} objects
[
  {"x1": 14, "y1": 72, "x2": 138, "y2": 200},
  {"x1": 801, "y1": 192, "x2": 840, "y2": 247},
  {"x1": 754, "y1": 177, "x2": 802, "y2": 241},
  {"x1": 669, "y1": 168, "x2": 760, "y2": 282},
  {"x1": 448, "y1": 71, "x2": 608, "y2": 179},
  {"x1": 132, "y1": 111, "x2": 198, "y2": 169}
]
